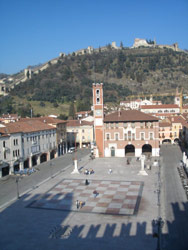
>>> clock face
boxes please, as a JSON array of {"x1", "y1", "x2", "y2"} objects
[{"x1": 95, "y1": 110, "x2": 102, "y2": 116}]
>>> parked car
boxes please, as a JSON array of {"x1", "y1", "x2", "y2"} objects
[{"x1": 68, "y1": 147, "x2": 75, "y2": 153}]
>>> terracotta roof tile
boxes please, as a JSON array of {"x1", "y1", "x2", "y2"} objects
[
  {"x1": 66, "y1": 120, "x2": 93, "y2": 127},
  {"x1": 159, "y1": 122, "x2": 171, "y2": 127},
  {"x1": 19, "y1": 117, "x2": 67, "y2": 125},
  {"x1": 104, "y1": 110, "x2": 158, "y2": 122},
  {"x1": 1, "y1": 120, "x2": 55, "y2": 134},
  {"x1": 168, "y1": 115, "x2": 186, "y2": 124},
  {"x1": 141, "y1": 104, "x2": 179, "y2": 109}
]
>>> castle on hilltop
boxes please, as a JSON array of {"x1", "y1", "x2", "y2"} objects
[
  {"x1": 132, "y1": 38, "x2": 179, "y2": 51},
  {"x1": 0, "y1": 39, "x2": 182, "y2": 96}
]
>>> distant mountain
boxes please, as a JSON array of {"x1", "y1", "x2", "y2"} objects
[{"x1": 1, "y1": 46, "x2": 188, "y2": 116}]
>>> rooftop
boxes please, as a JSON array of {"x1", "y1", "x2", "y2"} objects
[
  {"x1": 0, "y1": 120, "x2": 55, "y2": 135},
  {"x1": 19, "y1": 117, "x2": 67, "y2": 125},
  {"x1": 104, "y1": 110, "x2": 158, "y2": 122},
  {"x1": 66, "y1": 120, "x2": 93, "y2": 127},
  {"x1": 141, "y1": 104, "x2": 179, "y2": 109}
]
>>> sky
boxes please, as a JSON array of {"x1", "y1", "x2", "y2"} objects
[{"x1": 0, "y1": 0, "x2": 188, "y2": 75}]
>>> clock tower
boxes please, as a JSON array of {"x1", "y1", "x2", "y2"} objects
[{"x1": 92, "y1": 83, "x2": 104, "y2": 157}]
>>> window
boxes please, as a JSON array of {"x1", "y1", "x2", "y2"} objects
[
  {"x1": 124, "y1": 123, "x2": 127, "y2": 128},
  {"x1": 82, "y1": 129, "x2": 85, "y2": 133},
  {"x1": 96, "y1": 97, "x2": 100, "y2": 104},
  {"x1": 115, "y1": 123, "x2": 118, "y2": 128},
  {"x1": 145, "y1": 122, "x2": 149, "y2": 128},
  {"x1": 96, "y1": 89, "x2": 100, "y2": 96},
  {"x1": 141, "y1": 132, "x2": 144, "y2": 140},
  {"x1": 106, "y1": 123, "x2": 109, "y2": 129},
  {"x1": 140, "y1": 122, "x2": 144, "y2": 128},
  {"x1": 132, "y1": 133, "x2": 135, "y2": 140},
  {"x1": 174, "y1": 132, "x2": 177, "y2": 137},
  {"x1": 150, "y1": 133, "x2": 153, "y2": 140},
  {"x1": 3, "y1": 141, "x2": 5, "y2": 147},
  {"x1": 131, "y1": 123, "x2": 135, "y2": 128},
  {"x1": 111, "y1": 123, "x2": 114, "y2": 128},
  {"x1": 106, "y1": 134, "x2": 110, "y2": 140},
  {"x1": 4, "y1": 151, "x2": 6, "y2": 159},
  {"x1": 128, "y1": 131, "x2": 131, "y2": 140},
  {"x1": 115, "y1": 133, "x2": 119, "y2": 140},
  {"x1": 124, "y1": 134, "x2": 127, "y2": 140},
  {"x1": 14, "y1": 139, "x2": 18, "y2": 146},
  {"x1": 38, "y1": 135, "x2": 40, "y2": 140}
]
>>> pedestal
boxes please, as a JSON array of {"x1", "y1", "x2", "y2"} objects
[
  {"x1": 138, "y1": 154, "x2": 148, "y2": 176},
  {"x1": 71, "y1": 159, "x2": 80, "y2": 174}
]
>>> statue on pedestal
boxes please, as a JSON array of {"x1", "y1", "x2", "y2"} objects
[
  {"x1": 138, "y1": 154, "x2": 148, "y2": 176},
  {"x1": 71, "y1": 159, "x2": 80, "y2": 174}
]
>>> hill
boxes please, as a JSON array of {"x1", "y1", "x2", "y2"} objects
[{"x1": 1, "y1": 46, "x2": 188, "y2": 117}]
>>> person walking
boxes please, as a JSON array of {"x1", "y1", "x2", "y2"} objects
[{"x1": 76, "y1": 200, "x2": 79, "y2": 209}]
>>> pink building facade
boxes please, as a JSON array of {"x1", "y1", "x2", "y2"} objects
[{"x1": 93, "y1": 83, "x2": 160, "y2": 157}]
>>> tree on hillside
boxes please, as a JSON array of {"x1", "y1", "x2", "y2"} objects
[
  {"x1": 17, "y1": 103, "x2": 32, "y2": 118},
  {"x1": 69, "y1": 102, "x2": 75, "y2": 119}
]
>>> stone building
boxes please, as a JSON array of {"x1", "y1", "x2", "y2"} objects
[
  {"x1": 66, "y1": 120, "x2": 94, "y2": 149},
  {"x1": 23, "y1": 117, "x2": 67, "y2": 156},
  {"x1": 0, "y1": 120, "x2": 57, "y2": 178}
]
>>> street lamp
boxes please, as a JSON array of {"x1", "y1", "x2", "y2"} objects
[{"x1": 16, "y1": 176, "x2": 21, "y2": 199}]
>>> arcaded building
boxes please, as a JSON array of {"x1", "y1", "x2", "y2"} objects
[{"x1": 93, "y1": 83, "x2": 160, "y2": 157}]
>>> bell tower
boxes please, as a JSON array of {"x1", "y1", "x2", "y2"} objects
[
  {"x1": 174, "y1": 88, "x2": 181, "y2": 107},
  {"x1": 93, "y1": 83, "x2": 104, "y2": 157}
]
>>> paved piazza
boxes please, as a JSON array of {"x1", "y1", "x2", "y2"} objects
[
  {"x1": 0, "y1": 155, "x2": 160, "y2": 250},
  {"x1": 29, "y1": 179, "x2": 143, "y2": 215}
]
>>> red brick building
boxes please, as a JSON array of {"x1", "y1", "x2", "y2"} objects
[{"x1": 93, "y1": 83, "x2": 160, "y2": 157}]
